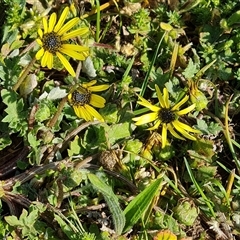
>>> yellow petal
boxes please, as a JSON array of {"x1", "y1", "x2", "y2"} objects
[
  {"x1": 48, "y1": 12, "x2": 57, "y2": 33},
  {"x1": 38, "y1": 29, "x2": 43, "y2": 38},
  {"x1": 61, "y1": 44, "x2": 89, "y2": 52},
  {"x1": 161, "y1": 123, "x2": 168, "y2": 148},
  {"x1": 88, "y1": 84, "x2": 109, "y2": 92},
  {"x1": 60, "y1": 47, "x2": 86, "y2": 60},
  {"x1": 73, "y1": 105, "x2": 84, "y2": 119},
  {"x1": 137, "y1": 94, "x2": 153, "y2": 105},
  {"x1": 177, "y1": 103, "x2": 196, "y2": 115},
  {"x1": 155, "y1": 85, "x2": 167, "y2": 108},
  {"x1": 163, "y1": 88, "x2": 170, "y2": 108},
  {"x1": 172, "y1": 121, "x2": 197, "y2": 140},
  {"x1": 85, "y1": 104, "x2": 104, "y2": 121},
  {"x1": 57, "y1": 18, "x2": 79, "y2": 36},
  {"x1": 137, "y1": 99, "x2": 160, "y2": 112},
  {"x1": 73, "y1": 105, "x2": 90, "y2": 121},
  {"x1": 73, "y1": 105, "x2": 81, "y2": 118},
  {"x1": 70, "y1": 3, "x2": 77, "y2": 17},
  {"x1": 61, "y1": 28, "x2": 89, "y2": 41},
  {"x1": 42, "y1": 17, "x2": 48, "y2": 34},
  {"x1": 36, "y1": 48, "x2": 45, "y2": 60},
  {"x1": 90, "y1": 94, "x2": 106, "y2": 108},
  {"x1": 47, "y1": 52, "x2": 53, "y2": 69},
  {"x1": 133, "y1": 112, "x2": 158, "y2": 125},
  {"x1": 56, "y1": 51, "x2": 76, "y2": 77},
  {"x1": 173, "y1": 120, "x2": 201, "y2": 133},
  {"x1": 160, "y1": 22, "x2": 173, "y2": 31},
  {"x1": 36, "y1": 38, "x2": 43, "y2": 46},
  {"x1": 147, "y1": 120, "x2": 161, "y2": 130},
  {"x1": 82, "y1": 106, "x2": 93, "y2": 121},
  {"x1": 82, "y1": 80, "x2": 97, "y2": 88},
  {"x1": 54, "y1": 7, "x2": 69, "y2": 33},
  {"x1": 172, "y1": 95, "x2": 189, "y2": 111},
  {"x1": 83, "y1": 107, "x2": 94, "y2": 121},
  {"x1": 68, "y1": 92, "x2": 73, "y2": 104},
  {"x1": 168, "y1": 124, "x2": 185, "y2": 140},
  {"x1": 41, "y1": 51, "x2": 49, "y2": 67}
]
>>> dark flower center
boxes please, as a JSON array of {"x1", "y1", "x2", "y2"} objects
[
  {"x1": 159, "y1": 108, "x2": 175, "y2": 123},
  {"x1": 42, "y1": 32, "x2": 61, "y2": 53},
  {"x1": 72, "y1": 89, "x2": 91, "y2": 106}
]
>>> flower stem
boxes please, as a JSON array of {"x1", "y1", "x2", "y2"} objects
[
  {"x1": 47, "y1": 96, "x2": 68, "y2": 128},
  {"x1": 12, "y1": 57, "x2": 36, "y2": 91},
  {"x1": 95, "y1": 0, "x2": 100, "y2": 42}
]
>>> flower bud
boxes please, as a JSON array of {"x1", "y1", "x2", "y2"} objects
[
  {"x1": 189, "y1": 80, "x2": 208, "y2": 111},
  {"x1": 173, "y1": 199, "x2": 199, "y2": 226},
  {"x1": 190, "y1": 88, "x2": 208, "y2": 111}
]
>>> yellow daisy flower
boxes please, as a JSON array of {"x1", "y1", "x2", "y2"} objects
[
  {"x1": 36, "y1": 6, "x2": 89, "y2": 77},
  {"x1": 133, "y1": 85, "x2": 201, "y2": 148},
  {"x1": 68, "y1": 80, "x2": 109, "y2": 122}
]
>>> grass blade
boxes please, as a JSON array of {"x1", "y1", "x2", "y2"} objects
[
  {"x1": 138, "y1": 32, "x2": 166, "y2": 101},
  {"x1": 184, "y1": 157, "x2": 215, "y2": 217},
  {"x1": 123, "y1": 178, "x2": 163, "y2": 232}
]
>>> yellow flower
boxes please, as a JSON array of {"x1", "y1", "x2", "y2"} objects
[
  {"x1": 36, "y1": 6, "x2": 89, "y2": 77},
  {"x1": 133, "y1": 85, "x2": 201, "y2": 148},
  {"x1": 68, "y1": 80, "x2": 109, "y2": 122}
]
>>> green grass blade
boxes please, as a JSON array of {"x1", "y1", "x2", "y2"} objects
[
  {"x1": 223, "y1": 97, "x2": 240, "y2": 174},
  {"x1": 122, "y1": 55, "x2": 135, "y2": 82},
  {"x1": 123, "y1": 178, "x2": 163, "y2": 232},
  {"x1": 232, "y1": 139, "x2": 240, "y2": 149},
  {"x1": 184, "y1": 158, "x2": 215, "y2": 217},
  {"x1": 54, "y1": 214, "x2": 79, "y2": 240},
  {"x1": 138, "y1": 32, "x2": 166, "y2": 101},
  {"x1": 88, "y1": 173, "x2": 125, "y2": 235}
]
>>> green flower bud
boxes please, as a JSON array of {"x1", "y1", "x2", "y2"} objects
[
  {"x1": 173, "y1": 199, "x2": 199, "y2": 226},
  {"x1": 190, "y1": 88, "x2": 208, "y2": 111},
  {"x1": 153, "y1": 142, "x2": 175, "y2": 161},
  {"x1": 189, "y1": 81, "x2": 208, "y2": 111}
]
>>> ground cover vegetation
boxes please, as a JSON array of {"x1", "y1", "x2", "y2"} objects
[{"x1": 0, "y1": 0, "x2": 240, "y2": 239}]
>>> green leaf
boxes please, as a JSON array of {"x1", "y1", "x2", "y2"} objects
[
  {"x1": 191, "y1": 138, "x2": 215, "y2": 162},
  {"x1": 24, "y1": 209, "x2": 39, "y2": 225},
  {"x1": 4, "y1": 215, "x2": 21, "y2": 226},
  {"x1": 68, "y1": 135, "x2": 81, "y2": 157},
  {"x1": 1, "y1": 89, "x2": 28, "y2": 134},
  {"x1": 196, "y1": 119, "x2": 222, "y2": 135},
  {"x1": 10, "y1": 39, "x2": 24, "y2": 51},
  {"x1": 0, "y1": 135, "x2": 12, "y2": 151},
  {"x1": 28, "y1": 132, "x2": 40, "y2": 149},
  {"x1": 123, "y1": 178, "x2": 163, "y2": 232},
  {"x1": 1, "y1": 88, "x2": 18, "y2": 103},
  {"x1": 100, "y1": 103, "x2": 118, "y2": 124},
  {"x1": 27, "y1": 132, "x2": 41, "y2": 165},
  {"x1": 83, "y1": 125, "x2": 108, "y2": 151},
  {"x1": 19, "y1": 208, "x2": 28, "y2": 222},
  {"x1": 47, "y1": 87, "x2": 67, "y2": 100},
  {"x1": 35, "y1": 103, "x2": 51, "y2": 122},
  {"x1": 227, "y1": 10, "x2": 240, "y2": 27},
  {"x1": 88, "y1": 173, "x2": 125, "y2": 235},
  {"x1": 182, "y1": 58, "x2": 198, "y2": 79},
  {"x1": 124, "y1": 139, "x2": 142, "y2": 154},
  {"x1": 105, "y1": 122, "x2": 132, "y2": 146}
]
